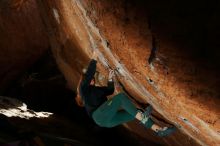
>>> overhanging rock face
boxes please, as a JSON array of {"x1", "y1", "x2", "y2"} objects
[{"x1": 37, "y1": 0, "x2": 220, "y2": 145}]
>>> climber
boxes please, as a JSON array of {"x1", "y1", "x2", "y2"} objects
[{"x1": 75, "y1": 52, "x2": 176, "y2": 137}]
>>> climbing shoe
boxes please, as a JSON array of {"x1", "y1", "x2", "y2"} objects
[
  {"x1": 156, "y1": 127, "x2": 176, "y2": 137},
  {"x1": 143, "y1": 105, "x2": 153, "y2": 117},
  {"x1": 141, "y1": 116, "x2": 154, "y2": 129},
  {"x1": 140, "y1": 106, "x2": 154, "y2": 129}
]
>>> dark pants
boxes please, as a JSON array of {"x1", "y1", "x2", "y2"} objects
[{"x1": 92, "y1": 92, "x2": 155, "y2": 128}]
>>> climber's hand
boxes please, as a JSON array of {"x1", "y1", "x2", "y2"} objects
[
  {"x1": 91, "y1": 50, "x2": 98, "y2": 60},
  {"x1": 108, "y1": 69, "x2": 115, "y2": 81}
]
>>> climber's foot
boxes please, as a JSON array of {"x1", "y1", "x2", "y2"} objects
[
  {"x1": 143, "y1": 105, "x2": 153, "y2": 117},
  {"x1": 156, "y1": 127, "x2": 176, "y2": 137}
]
